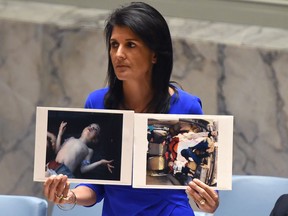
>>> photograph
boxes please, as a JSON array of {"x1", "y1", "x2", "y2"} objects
[
  {"x1": 34, "y1": 107, "x2": 134, "y2": 185},
  {"x1": 133, "y1": 113, "x2": 233, "y2": 190}
]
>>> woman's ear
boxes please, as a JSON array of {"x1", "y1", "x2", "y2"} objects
[{"x1": 152, "y1": 53, "x2": 157, "y2": 64}]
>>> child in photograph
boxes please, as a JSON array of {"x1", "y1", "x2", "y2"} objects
[{"x1": 46, "y1": 121, "x2": 114, "y2": 178}]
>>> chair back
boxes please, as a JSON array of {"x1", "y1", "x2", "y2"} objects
[
  {"x1": 0, "y1": 195, "x2": 48, "y2": 216},
  {"x1": 214, "y1": 175, "x2": 288, "y2": 216}
]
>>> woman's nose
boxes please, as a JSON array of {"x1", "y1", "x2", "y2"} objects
[{"x1": 115, "y1": 46, "x2": 126, "y2": 59}]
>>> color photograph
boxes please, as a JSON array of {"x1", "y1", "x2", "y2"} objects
[
  {"x1": 133, "y1": 114, "x2": 233, "y2": 190},
  {"x1": 34, "y1": 107, "x2": 134, "y2": 185}
]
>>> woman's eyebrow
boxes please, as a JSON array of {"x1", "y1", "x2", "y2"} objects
[{"x1": 110, "y1": 38, "x2": 139, "y2": 41}]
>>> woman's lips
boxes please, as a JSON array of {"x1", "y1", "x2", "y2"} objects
[
  {"x1": 116, "y1": 64, "x2": 128, "y2": 68},
  {"x1": 115, "y1": 64, "x2": 129, "y2": 72}
]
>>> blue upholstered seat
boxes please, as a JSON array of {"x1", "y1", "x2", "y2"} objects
[
  {"x1": 0, "y1": 195, "x2": 48, "y2": 216},
  {"x1": 214, "y1": 175, "x2": 288, "y2": 216},
  {"x1": 52, "y1": 199, "x2": 103, "y2": 216}
]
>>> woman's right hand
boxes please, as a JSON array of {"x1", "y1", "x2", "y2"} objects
[{"x1": 43, "y1": 174, "x2": 71, "y2": 204}]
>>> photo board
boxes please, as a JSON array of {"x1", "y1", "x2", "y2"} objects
[
  {"x1": 33, "y1": 107, "x2": 134, "y2": 185},
  {"x1": 133, "y1": 113, "x2": 233, "y2": 190},
  {"x1": 34, "y1": 107, "x2": 233, "y2": 190}
]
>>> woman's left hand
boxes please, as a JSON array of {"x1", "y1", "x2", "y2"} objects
[{"x1": 186, "y1": 178, "x2": 219, "y2": 213}]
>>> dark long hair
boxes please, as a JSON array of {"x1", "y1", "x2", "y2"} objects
[{"x1": 104, "y1": 2, "x2": 175, "y2": 113}]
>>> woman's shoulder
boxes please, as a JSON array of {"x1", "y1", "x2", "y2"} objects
[
  {"x1": 177, "y1": 88, "x2": 199, "y2": 99},
  {"x1": 170, "y1": 87, "x2": 203, "y2": 114},
  {"x1": 84, "y1": 87, "x2": 109, "y2": 109},
  {"x1": 175, "y1": 87, "x2": 202, "y2": 104},
  {"x1": 88, "y1": 88, "x2": 108, "y2": 98}
]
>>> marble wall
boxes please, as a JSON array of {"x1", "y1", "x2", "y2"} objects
[{"x1": 0, "y1": 0, "x2": 288, "y2": 204}]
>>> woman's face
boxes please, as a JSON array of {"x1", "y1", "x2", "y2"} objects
[{"x1": 109, "y1": 26, "x2": 157, "y2": 84}]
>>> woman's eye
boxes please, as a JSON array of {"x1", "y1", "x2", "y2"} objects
[
  {"x1": 127, "y1": 42, "x2": 135, "y2": 48},
  {"x1": 110, "y1": 41, "x2": 118, "y2": 48}
]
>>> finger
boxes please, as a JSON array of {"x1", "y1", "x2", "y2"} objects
[
  {"x1": 43, "y1": 175, "x2": 55, "y2": 199},
  {"x1": 187, "y1": 179, "x2": 212, "y2": 205},
  {"x1": 47, "y1": 174, "x2": 66, "y2": 203},
  {"x1": 44, "y1": 175, "x2": 60, "y2": 202},
  {"x1": 54, "y1": 175, "x2": 68, "y2": 203},
  {"x1": 62, "y1": 181, "x2": 70, "y2": 198},
  {"x1": 192, "y1": 179, "x2": 218, "y2": 203},
  {"x1": 108, "y1": 165, "x2": 114, "y2": 173},
  {"x1": 186, "y1": 188, "x2": 207, "y2": 212},
  {"x1": 186, "y1": 182, "x2": 204, "y2": 204},
  {"x1": 59, "y1": 181, "x2": 70, "y2": 204},
  {"x1": 108, "y1": 167, "x2": 112, "y2": 173},
  {"x1": 187, "y1": 179, "x2": 219, "y2": 212}
]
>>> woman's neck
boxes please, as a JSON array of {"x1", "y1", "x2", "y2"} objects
[{"x1": 121, "y1": 81, "x2": 153, "y2": 113}]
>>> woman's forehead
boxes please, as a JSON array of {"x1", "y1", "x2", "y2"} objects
[{"x1": 111, "y1": 26, "x2": 139, "y2": 39}]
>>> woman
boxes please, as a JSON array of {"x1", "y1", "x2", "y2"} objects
[{"x1": 43, "y1": 2, "x2": 219, "y2": 215}]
